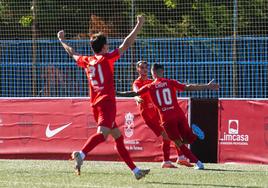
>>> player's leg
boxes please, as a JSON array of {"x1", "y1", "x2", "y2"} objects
[
  {"x1": 159, "y1": 131, "x2": 193, "y2": 168},
  {"x1": 160, "y1": 128, "x2": 193, "y2": 167},
  {"x1": 82, "y1": 126, "x2": 109, "y2": 154},
  {"x1": 174, "y1": 141, "x2": 204, "y2": 170},
  {"x1": 71, "y1": 101, "x2": 112, "y2": 175},
  {"x1": 110, "y1": 126, "x2": 150, "y2": 180},
  {"x1": 177, "y1": 110, "x2": 198, "y2": 145},
  {"x1": 164, "y1": 119, "x2": 204, "y2": 170},
  {"x1": 177, "y1": 117, "x2": 204, "y2": 169},
  {"x1": 159, "y1": 131, "x2": 177, "y2": 168},
  {"x1": 72, "y1": 126, "x2": 109, "y2": 174},
  {"x1": 142, "y1": 112, "x2": 176, "y2": 168},
  {"x1": 175, "y1": 146, "x2": 194, "y2": 167}
]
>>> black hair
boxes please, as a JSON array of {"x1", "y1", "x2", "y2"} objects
[
  {"x1": 151, "y1": 63, "x2": 164, "y2": 71},
  {"x1": 90, "y1": 32, "x2": 107, "y2": 53}
]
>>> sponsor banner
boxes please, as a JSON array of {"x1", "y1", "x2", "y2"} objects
[
  {"x1": 218, "y1": 100, "x2": 268, "y2": 164},
  {"x1": 0, "y1": 98, "x2": 189, "y2": 161}
]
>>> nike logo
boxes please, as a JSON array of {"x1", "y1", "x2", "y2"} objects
[{"x1": 45, "y1": 122, "x2": 72, "y2": 138}]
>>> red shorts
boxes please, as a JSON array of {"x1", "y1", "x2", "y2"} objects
[
  {"x1": 162, "y1": 113, "x2": 196, "y2": 144},
  {"x1": 141, "y1": 108, "x2": 164, "y2": 137},
  {"x1": 92, "y1": 100, "x2": 117, "y2": 129}
]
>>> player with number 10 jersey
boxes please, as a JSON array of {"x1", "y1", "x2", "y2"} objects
[{"x1": 137, "y1": 77, "x2": 195, "y2": 142}]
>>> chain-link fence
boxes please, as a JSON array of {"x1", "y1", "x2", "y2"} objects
[{"x1": 1, "y1": 0, "x2": 268, "y2": 98}]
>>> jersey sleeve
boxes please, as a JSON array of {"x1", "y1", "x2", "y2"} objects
[
  {"x1": 106, "y1": 49, "x2": 120, "y2": 65},
  {"x1": 171, "y1": 80, "x2": 186, "y2": 91},
  {"x1": 76, "y1": 56, "x2": 89, "y2": 68}
]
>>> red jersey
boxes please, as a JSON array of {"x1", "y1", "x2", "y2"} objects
[
  {"x1": 132, "y1": 77, "x2": 154, "y2": 110},
  {"x1": 137, "y1": 78, "x2": 186, "y2": 122},
  {"x1": 76, "y1": 49, "x2": 120, "y2": 106}
]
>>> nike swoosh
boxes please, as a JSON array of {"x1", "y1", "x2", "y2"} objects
[{"x1": 45, "y1": 122, "x2": 72, "y2": 138}]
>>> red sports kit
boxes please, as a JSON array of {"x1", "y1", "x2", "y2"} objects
[
  {"x1": 138, "y1": 78, "x2": 197, "y2": 143},
  {"x1": 76, "y1": 49, "x2": 120, "y2": 128}
]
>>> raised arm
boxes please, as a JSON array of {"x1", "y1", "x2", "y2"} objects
[
  {"x1": 57, "y1": 30, "x2": 80, "y2": 61},
  {"x1": 118, "y1": 15, "x2": 145, "y2": 55},
  {"x1": 184, "y1": 79, "x2": 219, "y2": 91}
]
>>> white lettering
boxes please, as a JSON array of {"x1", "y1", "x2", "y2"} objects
[
  {"x1": 124, "y1": 140, "x2": 140, "y2": 145},
  {"x1": 155, "y1": 82, "x2": 167, "y2": 88},
  {"x1": 162, "y1": 106, "x2": 174, "y2": 111},
  {"x1": 220, "y1": 132, "x2": 249, "y2": 145}
]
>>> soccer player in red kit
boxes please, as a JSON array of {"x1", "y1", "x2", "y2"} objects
[
  {"x1": 120, "y1": 63, "x2": 219, "y2": 169},
  {"x1": 57, "y1": 15, "x2": 150, "y2": 179},
  {"x1": 133, "y1": 60, "x2": 193, "y2": 168}
]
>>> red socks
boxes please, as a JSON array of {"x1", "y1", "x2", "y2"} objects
[
  {"x1": 82, "y1": 133, "x2": 105, "y2": 154},
  {"x1": 81, "y1": 133, "x2": 136, "y2": 171},
  {"x1": 179, "y1": 145, "x2": 198, "y2": 163},
  {"x1": 115, "y1": 135, "x2": 136, "y2": 170},
  {"x1": 176, "y1": 147, "x2": 183, "y2": 156},
  {"x1": 162, "y1": 139, "x2": 171, "y2": 161}
]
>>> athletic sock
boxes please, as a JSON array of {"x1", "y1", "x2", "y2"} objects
[
  {"x1": 132, "y1": 167, "x2": 140, "y2": 174},
  {"x1": 81, "y1": 133, "x2": 105, "y2": 154},
  {"x1": 179, "y1": 145, "x2": 198, "y2": 163},
  {"x1": 115, "y1": 135, "x2": 136, "y2": 170},
  {"x1": 79, "y1": 151, "x2": 86, "y2": 160},
  {"x1": 162, "y1": 139, "x2": 171, "y2": 161}
]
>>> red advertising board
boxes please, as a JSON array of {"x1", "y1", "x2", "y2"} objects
[
  {"x1": 0, "y1": 98, "x2": 189, "y2": 162},
  {"x1": 218, "y1": 99, "x2": 268, "y2": 164}
]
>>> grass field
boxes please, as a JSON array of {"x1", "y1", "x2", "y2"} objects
[{"x1": 0, "y1": 160, "x2": 267, "y2": 188}]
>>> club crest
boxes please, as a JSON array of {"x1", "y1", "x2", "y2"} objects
[{"x1": 124, "y1": 112, "x2": 134, "y2": 138}]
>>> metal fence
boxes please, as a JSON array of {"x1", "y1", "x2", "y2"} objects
[{"x1": 1, "y1": 37, "x2": 267, "y2": 98}]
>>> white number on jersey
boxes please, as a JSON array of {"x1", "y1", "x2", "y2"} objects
[
  {"x1": 89, "y1": 64, "x2": 104, "y2": 87},
  {"x1": 156, "y1": 88, "x2": 172, "y2": 106}
]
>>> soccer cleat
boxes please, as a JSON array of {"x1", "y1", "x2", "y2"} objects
[
  {"x1": 192, "y1": 124, "x2": 205, "y2": 140},
  {"x1": 194, "y1": 161, "x2": 205, "y2": 170},
  {"x1": 161, "y1": 161, "x2": 177, "y2": 168},
  {"x1": 71, "y1": 151, "x2": 83, "y2": 175},
  {"x1": 177, "y1": 159, "x2": 194, "y2": 167},
  {"x1": 134, "y1": 168, "x2": 150, "y2": 180}
]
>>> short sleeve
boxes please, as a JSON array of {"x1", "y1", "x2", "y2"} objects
[
  {"x1": 171, "y1": 80, "x2": 186, "y2": 91},
  {"x1": 76, "y1": 56, "x2": 89, "y2": 68},
  {"x1": 106, "y1": 49, "x2": 120, "y2": 65}
]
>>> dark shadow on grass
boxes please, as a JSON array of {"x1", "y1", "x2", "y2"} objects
[
  {"x1": 203, "y1": 168, "x2": 266, "y2": 173},
  {"x1": 146, "y1": 181, "x2": 262, "y2": 188},
  {"x1": 203, "y1": 168, "x2": 245, "y2": 172}
]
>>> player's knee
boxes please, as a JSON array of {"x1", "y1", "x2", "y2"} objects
[
  {"x1": 111, "y1": 128, "x2": 122, "y2": 140},
  {"x1": 97, "y1": 126, "x2": 111, "y2": 139}
]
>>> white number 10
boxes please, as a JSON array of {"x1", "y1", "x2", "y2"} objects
[{"x1": 156, "y1": 88, "x2": 172, "y2": 106}]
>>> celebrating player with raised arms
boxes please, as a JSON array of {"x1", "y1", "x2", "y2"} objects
[{"x1": 58, "y1": 15, "x2": 150, "y2": 180}]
